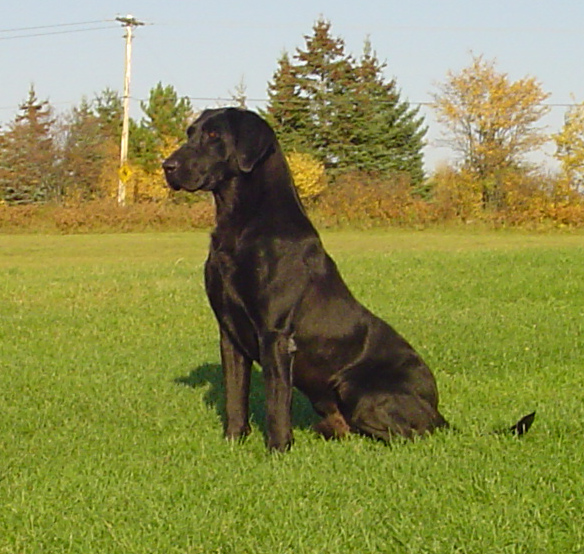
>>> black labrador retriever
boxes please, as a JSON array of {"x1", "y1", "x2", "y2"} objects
[{"x1": 163, "y1": 107, "x2": 534, "y2": 451}]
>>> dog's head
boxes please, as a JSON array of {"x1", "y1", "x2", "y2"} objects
[{"x1": 162, "y1": 108, "x2": 276, "y2": 192}]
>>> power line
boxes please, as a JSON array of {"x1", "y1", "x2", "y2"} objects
[
  {"x1": 0, "y1": 25, "x2": 115, "y2": 41},
  {"x1": 182, "y1": 97, "x2": 582, "y2": 109},
  {"x1": 0, "y1": 96, "x2": 581, "y2": 114},
  {"x1": 0, "y1": 20, "x2": 108, "y2": 34}
]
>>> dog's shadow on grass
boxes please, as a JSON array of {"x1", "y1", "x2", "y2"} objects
[{"x1": 175, "y1": 363, "x2": 318, "y2": 436}]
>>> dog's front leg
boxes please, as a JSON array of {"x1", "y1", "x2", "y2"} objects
[
  {"x1": 261, "y1": 333, "x2": 294, "y2": 452},
  {"x1": 220, "y1": 329, "x2": 252, "y2": 441}
]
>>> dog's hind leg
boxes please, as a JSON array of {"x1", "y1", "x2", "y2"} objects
[
  {"x1": 346, "y1": 391, "x2": 449, "y2": 441},
  {"x1": 313, "y1": 409, "x2": 351, "y2": 440}
]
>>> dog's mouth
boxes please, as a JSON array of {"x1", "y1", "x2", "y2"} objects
[
  {"x1": 165, "y1": 177, "x2": 181, "y2": 191},
  {"x1": 164, "y1": 174, "x2": 186, "y2": 192},
  {"x1": 166, "y1": 178, "x2": 183, "y2": 191},
  {"x1": 162, "y1": 156, "x2": 220, "y2": 193},
  {"x1": 162, "y1": 158, "x2": 193, "y2": 192},
  {"x1": 163, "y1": 170, "x2": 208, "y2": 193},
  {"x1": 165, "y1": 176, "x2": 202, "y2": 193}
]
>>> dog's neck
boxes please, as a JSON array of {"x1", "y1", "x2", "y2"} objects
[{"x1": 211, "y1": 148, "x2": 316, "y2": 247}]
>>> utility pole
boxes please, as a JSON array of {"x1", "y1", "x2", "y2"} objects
[{"x1": 116, "y1": 15, "x2": 144, "y2": 205}]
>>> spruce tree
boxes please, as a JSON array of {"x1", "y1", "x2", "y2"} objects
[
  {"x1": 94, "y1": 87, "x2": 123, "y2": 140},
  {"x1": 348, "y1": 39, "x2": 426, "y2": 183},
  {"x1": 140, "y1": 82, "x2": 193, "y2": 142},
  {"x1": 264, "y1": 19, "x2": 427, "y2": 183},
  {"x1": 263, "y1": 52, "x2": 310, "y2": 152},
  {"x1": 132, "y1": 83, "x2": 193, "y2": 171},
  {"x1": 292, "y1": 18, "x2": 354, "y2": 168},
  {"x1": 60, "y1": 98, "x2": 111, "y2": 200},
  {"x1": 0, "y1": 85, "x2": 59, "y2": 204}
]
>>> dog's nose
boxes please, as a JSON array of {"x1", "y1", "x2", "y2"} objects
[{"x1": 162, "y1": 158, "x2": 179, "y2": 174}]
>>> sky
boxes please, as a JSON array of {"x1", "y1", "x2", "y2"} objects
[{"x1": 1, "y1": 0, "x2": 583, "y2": 171}]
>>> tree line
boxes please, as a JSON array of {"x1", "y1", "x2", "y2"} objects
[
  {"x1": 1, "y1": 17, "x2": 584, "y2": 223},
  {"x1": 0, "y1": 83, "x2": 193, "y2": 205}
]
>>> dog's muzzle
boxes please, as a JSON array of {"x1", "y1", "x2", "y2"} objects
[{"x1": 162, "y1": 158, "x2": 182, "y2": 190}]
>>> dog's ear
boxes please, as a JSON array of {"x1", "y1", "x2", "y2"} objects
[{"x1": 230, "y1": 109, "x2": 275, "y2": 173}]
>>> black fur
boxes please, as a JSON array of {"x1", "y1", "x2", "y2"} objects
[
  {"x1": 163, "y1": 108, "x2": 534, "y2": 451},
  {"x1": 509, "y1": 411, "x2": 536, "y2": 437}
]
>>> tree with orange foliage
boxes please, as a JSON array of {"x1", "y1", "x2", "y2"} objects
[
  {"x1": 553, "y1": 100, "x2": 584, "y2": 192},
  {"x1": 432, "y1": 55, "x2": 550, "y2": 206}
]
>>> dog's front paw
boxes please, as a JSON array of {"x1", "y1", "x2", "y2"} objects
[
  {"x1": 224, "y1": 424, "x2": 251, "y2": 443},
  {"x1": 267, "y1": 432, "x2": 293, "y2": 453}
]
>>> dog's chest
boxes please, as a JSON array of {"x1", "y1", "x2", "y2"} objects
[
  {"x1": 206, "y1": 242, "x2": 257, "y2": 286},
  {"x1": 205, "y1": 247, "x2": 262, "y2": 358},
  {"x1": 205, "y1": 240, "x2": 302, "y2": 323},
  {"x1": 205, "y1": 248, "x2": 239, "y2": 301},
  {"x1": 205, "y1": 244, "x2": 262, "y2": 317}
]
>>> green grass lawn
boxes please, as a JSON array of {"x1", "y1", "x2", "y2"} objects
[{"x1": 1, "y1": 230, "x2": 583, "y2": 554}]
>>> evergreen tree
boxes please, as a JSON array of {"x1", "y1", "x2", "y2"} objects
[
  {"x1": 140, "y1": 82, "x2": 193, "y2": 141},
  {"x1": 347, "y1": 40, "x2": 426, "y2": 182},
  {"x1": 91, "y1": 89, "x2": 125, "y2": 199},
  {"x1": 0, "y1": 129, "x2": 7, "y2": 199},
  {"x1": 0, "y1": 85, "x2": 59, "y2": 204},
  {"x1": 60, "y1": 97, "x2": 111, "y2": 200},
  {"x1": 230, "y1": 76, "x2": 249, "y2": 109},
  {"x1": 263, "y1": 52, "x2": 310, "y2": 152},
  {"x1": 293, "y1": 18, "x2": 354, "y2": 168},
  {"x1": 132, "y1": 82, "x2": 193, "y2": 171},
  {"x1": 264, "y1": 19, "x2": 426, "y2": 183},
  {"x1": 94, "y1": 88, "x2": 123, "y2": 140}
]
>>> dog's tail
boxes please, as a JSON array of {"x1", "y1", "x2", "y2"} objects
[{"x1": 497, "y1": 411, "x2": 536, "y2": 437}]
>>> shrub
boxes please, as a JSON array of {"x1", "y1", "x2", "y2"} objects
[
  {"x1": 499, "y1": 171, "x2": 584, "y2": 227},
  {"x1": 128, "y1": 164, "x2": 170, "y2": 203},
  {"x1": 285, "y1": 152, "x2": 327, "y2": 201},
  {"x1": 429, "y1": 165, "x2": 483, "y2": 222},
  {"x1": 428, "y1": 165, "x2": 584, "y2": 228},
  {"x1": 2, "y1": 165, "x2": 584, "y2": 233},
  {"x1": 313, "y1": 171, "x2": 438, "y2": 228},
  {"x1": 0, "y1": 199, "x2": 215, "y2": 234}
]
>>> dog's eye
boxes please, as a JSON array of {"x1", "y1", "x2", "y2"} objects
[{"x1": 203, "y1": 129, "x2": 219, "y2": 139}]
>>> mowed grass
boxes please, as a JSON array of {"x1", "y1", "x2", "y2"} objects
[{"x1": 1, "y1": 230, "x2": 584, "y2": 554}]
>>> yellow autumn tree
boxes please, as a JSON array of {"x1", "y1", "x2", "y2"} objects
[
  {"x1": 131, "y1": 137, "x2": 179, "y2": 202},
  {"x1": 432, "y1": 55, "x2": 550, "y2": 207},
  {"x1": 553, "y1": 100, "x2": 584, "y2": 191},
  {"x1": 95, "y1": 138, "x2": 121, "y2": 200},
  {"x1": 285, "y1": 151, "x2": 327, "y2": 200}
]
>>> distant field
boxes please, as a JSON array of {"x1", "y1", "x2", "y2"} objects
[{"x1": 1, "y1": 230, "x2": 583, "y2": 554}]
